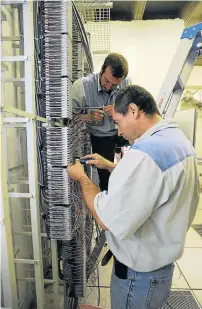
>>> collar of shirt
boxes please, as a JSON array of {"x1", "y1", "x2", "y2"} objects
[
  {"x1": 130, "y1": 119, "x2": 179, "y2": 146},
  {"x1": 96, "y1": 73, "x2": 119, "y2": 95}
]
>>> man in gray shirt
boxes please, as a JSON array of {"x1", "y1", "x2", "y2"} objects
[{"x1": 72, "y1": 53, "x2": 131, "y2": 191}]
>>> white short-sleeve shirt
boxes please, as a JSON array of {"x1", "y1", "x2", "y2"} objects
[{"x1": 94, "y1": 119, "x2": 200, "y2": 272}]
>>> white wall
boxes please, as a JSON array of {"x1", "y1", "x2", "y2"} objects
[
  {"x1": 91, "y1": 19, "x2": 202, "y2": 183},
  {"x1": 92, "y1": 20, "x2": 202, "y2": 99}
]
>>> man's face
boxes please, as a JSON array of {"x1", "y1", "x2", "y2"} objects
[
  {"x1": 100, "y1": 66, "x2": 123, "y2": 92},
  {"x1": 112, "y1": 105, "x2": 138, "y2": 144}
]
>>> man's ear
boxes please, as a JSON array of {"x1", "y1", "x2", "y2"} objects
[
  {"x1": 129, "y1": 103, "x2": 138, "y2": 116},
  {"x1": 100, "y1": 65, "x2": 104, "y2": 76}
]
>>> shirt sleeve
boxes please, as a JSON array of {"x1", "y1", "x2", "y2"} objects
[
  {"x1": 72, "y1": 79, "x2": 86, "y2": 114},
  {"x1": 119, "y1": 76, "x2": 132, "y2": 89},
  {"x1": 94, "y1": 149, "x2": 170, "y2": 240},
  {"x1": 127, "y1": 77, "x2": 132, "y2": 85}
]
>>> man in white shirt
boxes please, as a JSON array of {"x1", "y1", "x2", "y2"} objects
[{"x1": 67, "y1": 85, "x2": 200, "y2": 309}]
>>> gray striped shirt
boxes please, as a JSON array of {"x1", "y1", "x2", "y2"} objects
[{"x1": 72, "y1": 73, "x2": 131, "y2": 137}]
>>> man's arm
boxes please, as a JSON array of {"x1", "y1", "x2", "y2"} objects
[
  {"x1": 72, "y1": 80, "x2": 104, "y2": 122},
  {"x1": 67, "y1": 160, "x2": 108, "y2": 230},
  {"x1": 72, "y1": 81, "x2": 91, "y2": 122},
  {"x1": 77, "y1": 114, "x2": 92, "y2": 122},
  {"x1": 82, "y1": 153, "x2": 116, "y2": 173},
  {"x1": 72, "y1": 79, "x2": 86, "y2": 115},
  {"x1": 79, "y1": 175, "x2": 108, "y2": 230}
]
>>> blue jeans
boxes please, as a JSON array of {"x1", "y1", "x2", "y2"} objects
[{"x1": 110, "y1": 263, "x2": 174, "y2": 309}]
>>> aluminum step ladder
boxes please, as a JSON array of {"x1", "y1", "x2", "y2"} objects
[{"x1": 157, "y1": 22, "x2": 202, "y2": 118}]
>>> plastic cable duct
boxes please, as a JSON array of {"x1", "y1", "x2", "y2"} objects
[{"x1": 44, "y1": 1, "x2": 72, "y2": 119}]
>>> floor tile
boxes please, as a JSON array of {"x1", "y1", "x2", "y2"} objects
[
  {"x1": 172, "y1": 263, "x2": 189, "y2": 289},
  {"x1": 82, "y1": 287, "x2": 110, "y2": 308},
  {"x1": 192, "y1": 225, "x2": 202, "y2": 238},
  {"x1": 160, "y1": 290, "x2": 201, "y2": 309},
  {"x1": 198, "y1": 194, "x2": 202, "y2": 210},
  {"x1": 193, "y1": 210, "x2": 202, "y2": 225},
  {"x1": 185, "y1": 227, "x2": 202, "y2": 248},
  {"x1": 176, "y1": 248, "x2": 202, "y2": 289},
  {"x1": 99, "y1": 257, "x2": 113, "y2": 287},
  {"x1": 192, "y1": 290, "x2": 202, "y2": 307}
]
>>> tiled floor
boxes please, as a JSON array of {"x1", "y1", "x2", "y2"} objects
[{"x1": 83, "y1": 194, "x2": 202, "y2": 308}]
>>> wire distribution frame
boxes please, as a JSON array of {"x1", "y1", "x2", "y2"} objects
[{"x1": 1, "y1": 2, "x2": 61, "y2": 308}]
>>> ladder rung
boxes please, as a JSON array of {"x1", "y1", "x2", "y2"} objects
[
  {"x1": 2, "y1": 36, "x2": 20, "y2": 41},
  {"x1": 3, "y1": 78, "x2": 25, "y2": 83},
  {"x1": 14, "y1": 259, "x2": 36, "y2": 265},
  {"x1": 3, "y1": 117, "x2": 28, "y2": 123},
  {"x1": 1, "y1": 0, "x2": 28, "y2": 5},
  {"x1": 8, "y1": 192, "x2": 33, "y2": 198},
  {"x1": 1, "y1": 56, "x2": 28, "y2": 62}
]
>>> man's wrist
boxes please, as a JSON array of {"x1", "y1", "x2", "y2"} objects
[
  {"x1": 78, "y1": 174, "x2": 89, "y2": 183},
  {"x1": 79, "y1": 114, "x2": 92, "y2": 122},
  {"x1": 107, "y1": 161, "x2": 116, "y2": 172}
]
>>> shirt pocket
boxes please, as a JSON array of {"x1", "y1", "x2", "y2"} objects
[{"x1": 146, "y1": 272, "x2": 173, "y2": 309}]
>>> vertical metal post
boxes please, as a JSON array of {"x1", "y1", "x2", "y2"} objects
[
  {"x1": 1, "y1": 81, "x2": 18, "y2": 309},
  {"x1": 22, "y1": 3, "x2": 45, "y2": 308},
  {"x1": 51, "y1": 240, "x2": 60, "y2": 306}
]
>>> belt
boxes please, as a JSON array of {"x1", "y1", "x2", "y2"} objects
[
  {"x1": 101, "y1": 249, "x2": 172, "y2": 280},
  {"x1": 101, "y1": 249, "x2": 128, "y2": 279}
]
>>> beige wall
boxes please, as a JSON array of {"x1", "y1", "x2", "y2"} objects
[{"x1": 91, "y1": 19, "x2": 202, "y2": 183}]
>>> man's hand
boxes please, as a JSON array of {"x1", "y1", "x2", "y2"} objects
[
  {"x1": 75, "y1": 110, "x2": 105, "y2": 123},
  {"x1": 91, "y1": 109, "x2": 105, "y2": 121},
  {"x1": 103, "y1": 105, "x2": 113, "y2": 117},
  {"x1": 81, "y1": 153, "x2": 116, "y2": 171},
  {"x1": 67, "y1": 160, "x2": 86, "y2": 181}
]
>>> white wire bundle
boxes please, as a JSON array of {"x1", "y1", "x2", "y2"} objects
[
  {"x1": 46, "y1": 127, "x2": 72, "y2": 166},
  {"x1": 44, "y1": 0, "x2": 72, "y2": 119},
  {"x1": 72, "y1": 17, "x2": 84, "y2": 81},
  {"x1": 49, "y1": 205, "x2": 72, "y2": 240},
  {"x1": 47, "y1": 166, "x2": 71, "y2": 205}
]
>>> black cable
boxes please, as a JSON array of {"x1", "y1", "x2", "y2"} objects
[{"x1": 73, "y1": 297, "x2": 79, "y2": 309}]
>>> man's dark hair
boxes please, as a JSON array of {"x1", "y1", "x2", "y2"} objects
[
  {"x1": 101, "y1": 53, "x2": 128, "y2": 79},
  {"x1": 114, "y1": 85, "x2": 160, "y2": 116}
]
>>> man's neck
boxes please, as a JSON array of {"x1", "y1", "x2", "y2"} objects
[{"x1": 138, "y1": 114, "x2": 162, "y2": 137}]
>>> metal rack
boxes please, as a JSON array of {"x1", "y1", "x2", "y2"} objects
[
  {"x1": 75, "y1": 0, "x2": 113, "y2": 54},
  {"x1": 1, "y1": 2, "x2": 59, "y2": 308},
  {"x1": 1, "y1": 2, "x2": 100, "y2": 309}
]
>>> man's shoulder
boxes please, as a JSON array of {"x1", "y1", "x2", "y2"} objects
[
  {"x1": 119, "y1": 76, "x2": 132, "y2": 89},
  {"x1": 73, "y1": 74, "x2": 97, "y2": 91},
  {"x1": 80, "y1": 73, "x2": 97, "y2": 85},
  {"x1": 131, "y1": 128, "x2": 195, "y2": 172}
]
